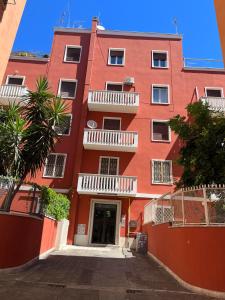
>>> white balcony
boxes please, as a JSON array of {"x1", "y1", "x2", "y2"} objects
[
  {"x1": 0, "y1": 85, "x2": 28, "y2": 105},
  {"x1": 77, "y1": 174, "x2": 137, "y2": 196},
  {"x1": 201, "y1": 97, "x2": 225, "y2": 112},
  {"x1": 83, "y1": 129, "x2": 138, "y2": 152},
  {"x1": 88, "y1": 90, "x2": 139, "y2": 113}
]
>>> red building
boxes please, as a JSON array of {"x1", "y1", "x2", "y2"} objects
[{"x1": 1, "y1": 17, "x2": 225, "y2": 247}]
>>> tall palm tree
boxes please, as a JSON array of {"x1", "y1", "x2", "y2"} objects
[{"x1": 0, "y1": 77, "x2": 67, "y2": 211}]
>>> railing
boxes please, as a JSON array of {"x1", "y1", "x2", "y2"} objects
[
  {"x1": 83, "y1": 129, "x2": 138, "y2": 151},
  {"x1": 88, "y1": 90, "x2": 139, "y2": 113},
  {"x1": 201, "y1": 97, "x2": 225, "y2": 112},
  {"x1": 0, "y1": 85, "x2": 28, "y2": 101},
  {"x1": 144, "y1": 185, "x2": 225, "y2": 226},
  {"x1": 77, "y1": 174, "x2": 137, "y2": 196}
]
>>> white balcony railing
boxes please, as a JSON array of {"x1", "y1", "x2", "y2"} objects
[
  {"x1": 0, "y1": 85, "x2": 28, "y2": 105},
  {"x1": 88, "y1": 90, "x2": 139, "y2": 113},
  {"x1": 83, "y1": 129, "x2": 138, "y2": 152},
  {"x1": 201, "y1": 97, "x2": 225, "y2": 111},
  {"x1": 77, "y1": 174, "x2": 137, "y2": 196}
]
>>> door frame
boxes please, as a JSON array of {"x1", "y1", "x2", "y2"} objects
[{"x1": 88, "y1": 199, "x2": 122, "y2": 246}]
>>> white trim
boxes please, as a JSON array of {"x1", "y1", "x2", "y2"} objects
[
  {"x1": 88, "y1": 199, "x2": 122, "y2": 246},
  {"x1": 102, "y1": 117, "x2": 122, "y2": 130},
  {"x1": 108, "y1": 48, "x2": 126, "y2": 66},
  {"x1": 151, "y1": 119, "x2": 171, "y2": 142},
  {"x1": 98, "y1": 156, "x2": 120, "y2": 175},
  {"x1": 151, "y1": 50, "x2": 169, "y2": 69},
  {"x1": 151, "y1": 84, "x2": 170, "y2": 104},
  {"x1": 105, "y1": 81, "x2": 124, "y2": 91},
  {"x1": 136, "y1": 193, "x2": 170, "y2": 199},
  {"x1": 55, "y1": 113, "x2": 72, "y2": 136},
  {"x1": 204, "y1": 87, "x2": 224, "y2": 97},
  {"x1": 43, "y1": 153, "x2": 67, "y2": 179},
  {"x1": 152, "y1": 159, "x2": 173, "y2": 185},
  {"x1": 58, "y1": 78, "x2": 78, "y2": 99},
  {"x1": 63, "y1": 45, "x2": 82, "y2": 63},
  {"x1": 6, "y1": 75, "x2": 26, "y2": 86}
]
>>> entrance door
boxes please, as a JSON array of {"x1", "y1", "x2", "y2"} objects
[{"x1": 91, "y1": 203, "x2": 117, "y2": 244}]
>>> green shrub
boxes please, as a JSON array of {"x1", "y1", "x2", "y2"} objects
[{"x1": 41, "y1": 187, "x2": 70, "y2": 221}]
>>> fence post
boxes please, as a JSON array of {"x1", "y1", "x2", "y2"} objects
[
  {"x1": 203, "y1": 187, "x2": 209, "y2": 225},
  {"x1": 181, "y1": 191, "x2": 185, "y2": 225}
]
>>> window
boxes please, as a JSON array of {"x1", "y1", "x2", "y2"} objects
[
  {"x1": 154, "y1": 206, "x2": 173, "y2": 224},
  {"x1": 6, "y1": 76, "x2": 25, "y2": 86},
  {"x1": 152, "y1": 160, "x2": 172, "y2": 184},
  {"x1": 152, "y1": 85, "x2": 169, "y2": 104},
  {"x1": 103, "y1": 118, "x2": 121, "y2": 130},
  {"x1": 106, "y1": 82, "x2": 123, "y2": 91},
  {"x1": 64, "y1": 45, "x2": 82, "y2": 63},
  {"x1": 43, "y1": 153, "x2": 67, "y2": 178},
  {"x1": 152, "y1": 120, "x2": 170, "y2": 142},
  {"x1": 152, "y1": 51, "x2": 168, "y2": 68},
  {"x1": 58, "y1": 79, "x2": 77, "y2": 99},
  {"x1": 108, "y1": 49, "x2": 125, "y2": 66},
  {"x1": 205, "y1": 88, "x2": 223, "y2": 98},
  {"x1": 99, "y1": 157, "x2": 119, "y2": 175},
  {"x1": 54, "y1": 115, "x2": 72, "y2": 135}
]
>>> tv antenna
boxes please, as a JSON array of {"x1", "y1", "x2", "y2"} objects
[{"x1": 173, "y1": 17, "x2": 179, "y2": 34}]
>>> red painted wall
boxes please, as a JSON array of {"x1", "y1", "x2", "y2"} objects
[
  {"x1": 143, "y1": 222, "x2": 225, "y2": 292},
  {"x1": 0, "y1": 213, "x2": 57, "y2": 268}
]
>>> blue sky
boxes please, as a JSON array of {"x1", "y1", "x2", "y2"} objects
[{"x1": 13, "y1": 0, "x2": 222, "y2": 64}]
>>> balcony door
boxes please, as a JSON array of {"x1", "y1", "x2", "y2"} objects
[
  {"x1": 103, "y1": 118, "x2": 121, "y2": 131},
  {"x1": 99, "y1": 157, "x2": 119, "y2": 175}
]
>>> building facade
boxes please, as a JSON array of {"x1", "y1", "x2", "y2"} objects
[
  {"x1": 0, "y1": 0, "x2": 27, "y2": 84},
  {"x1": 2, "y1": 17, "x2": 225, "y2": 247}
]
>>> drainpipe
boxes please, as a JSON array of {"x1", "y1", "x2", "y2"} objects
[{"x1": 127, "y1": 197, "x2": 131, "y2": 248}]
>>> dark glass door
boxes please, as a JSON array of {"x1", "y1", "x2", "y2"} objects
[{"x1": 91, "y1": 203, "x2": 117, "y2": 244}]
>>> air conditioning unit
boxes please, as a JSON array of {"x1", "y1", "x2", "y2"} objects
[{"x1": 124, "y1": 77, "x2": 135, "y2": 85}]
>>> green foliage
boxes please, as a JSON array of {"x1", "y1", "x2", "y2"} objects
[
  {"x1": 169, "y1": 101, "x2": 225, "y2": 187},
  {"x1": 41, "y1": 186, "x2": 70, "y2": 221}
]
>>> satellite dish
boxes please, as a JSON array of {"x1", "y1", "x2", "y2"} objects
[
  {"x1": 97, "y1": 25, "x2": 105, "y2": 30},
  {"x1": 87, "y1": 120, "x2": 97, "y2": 129}
]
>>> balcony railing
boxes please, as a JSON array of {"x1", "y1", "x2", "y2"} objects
[
  {"x1": 0, "y1": 85, "x2": 28, "y2": 105},
  {"x1": 77, "y1": 174, "x2": 137, "y2": 196},
  {"x1": 201, "y1": 97, "x2": 225, "y2": 112},
  {"x1": 83, "y1": 129, "x2": 138, "y2": 152},
  {"x1": 88, "y1": 90, "x2": 139, "y2": 113}
]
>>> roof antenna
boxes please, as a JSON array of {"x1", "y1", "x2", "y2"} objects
[
  {"x1": 67, "y1": 0, "x2": 71, "y2": 27},
  {"x1": 173, "y1": 17, "x2": 179, "y2": 34}
]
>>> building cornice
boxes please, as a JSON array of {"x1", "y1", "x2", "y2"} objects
[
  {"x1": 9, "y1": 55, "x2": 49, "y2": 63},
  {"x1": 54, "y1": 27, "x2": 91, "y2": 34},
  {"x1": 183, "y1": 67, "x2": 225, "y2": 73}
]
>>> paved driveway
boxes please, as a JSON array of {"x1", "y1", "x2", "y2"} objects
[{"x1": 0, "y1": 247, "x2": 216, "y2": 300}]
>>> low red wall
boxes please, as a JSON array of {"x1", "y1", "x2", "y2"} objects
[
  {"x1": 0, "y1": 213, "x2": 57, "y2": 269},
  {"x1": 143, "y1": 222, "x2": 225, "y2": 292}
]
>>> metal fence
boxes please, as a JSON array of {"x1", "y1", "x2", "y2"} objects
[{"x1": 144, "y1": 185, "x2": 225, "y2": 226}]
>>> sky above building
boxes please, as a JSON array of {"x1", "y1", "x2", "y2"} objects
[{"x1": 13, "y1": 0, "x2": 223, "y2": 67}]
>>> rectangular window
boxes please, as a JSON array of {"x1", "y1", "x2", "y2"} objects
[
  {"x1": 152, "y1": 160, "x2": 172, "y2": 184},
  {"x1": 205, "y1": 88, "x2": 223, "y2": 97},
  {"x1": 152, "y1": 120, "x2": 170, "y2": 142},
  {"x1": 43, "y1": 153, "x2": 67, "y2": 178},
  {"x1": 99, "y1": 157, "x2": 119, "y2": 175},
  {"x1": 152, "y1": 85, "x2": 169, "y2": 104},
  {"x1": 64, "y1": 45, "x2": 82, "y2": 63},
  {"x1": 103, "y1": 118, "x2": 121, "y2": 130},
  {"x1": 152, "y1": 51, "x2": 168, "y2": 68},
  {"x1": 54, "y1": 115, "x2": 72, "y2": 135},
  {"x1": 6, "y1": 76, "x2": 25, "y2": 86},
  {"x1": 58, "y1": 79, "x2": 77, "y2": 99},
  {"x1": 108, "y1": 49, "x2": 125, "y2": 66},
  {"x1": 106, "y1": 82, "x2": 123, "y2": 91}
]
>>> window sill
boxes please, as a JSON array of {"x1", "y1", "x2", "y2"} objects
[
  {"x1": 151, "y1": 102, "x2": 170, "y2": 105},
  {"x1": 63, "y1": 60, "x2": 80, "y2": 64},
  {"x1": 151, "y1": 139, "x2": 171, "y2": 143},
  {"x1": 152, "y1": 182, "x2": 173, "y2": 186},
  {"x1": 152, "y1": 66, "x2": 169, "y2": 69},
  {"x1": 42, "y1": 175, "x2": 64, "y2": 179},
  {"x1": 107, "y1": 63, "x2": 125, "y2": 67}
]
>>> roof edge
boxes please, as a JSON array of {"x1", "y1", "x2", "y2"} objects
[
  {"x1": 183, "y1": 67, "x2": 225, "y2": 73},
  {"x1": 9, "y1": 55, "x2": 49, "y2": 62},
  {"x1": 54, "y1": 27, "x2": 91, "y2": 34}
]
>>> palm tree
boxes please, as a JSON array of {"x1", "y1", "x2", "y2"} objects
[{"x1": 0, "y1": 77, "x2": 67, "y2": 211}]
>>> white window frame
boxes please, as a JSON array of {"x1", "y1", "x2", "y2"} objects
[
  {"x1": 54, "y1": 114, "x2": 72, "y2": 136},
  {"x1": 105, "y1": 81, "x2": 124, "y2": 91},
  {"x1": 151, "y1": 119, "x2": 171, "y2": 142},
  {"x1": 64, "y1": 45, "x2": 82, "y2": 63},
  {"x1": 103, "y1": 117, "x2": 122, "y2": 130},
  {"x1": 43, "y1": 153, "x2": 67, "y2": 178},
  {"x1": 152, "y1": 159, "x2": 173, "y2": 185},
  {"x1": 204, "y1": 87, "x2": 224, "y2": 98},
  {"x1": 108, "y1": 48, "x2": 126, "y2": 66},
  {"x1": 6, "y1": 75, "x2": 26, "y2": 85},
  {"x1": 58, "y1": 78, "x2": 78, "y2": 99},
  {"x1": 98, "y1": 156, "x2": 120, "y2": 175},
  {"x1": 152, "y1": 50, "x2": 169, "y2": 69},
  {"x1": 152, "y1": 84, "x2": 170, "y2": 105}
]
